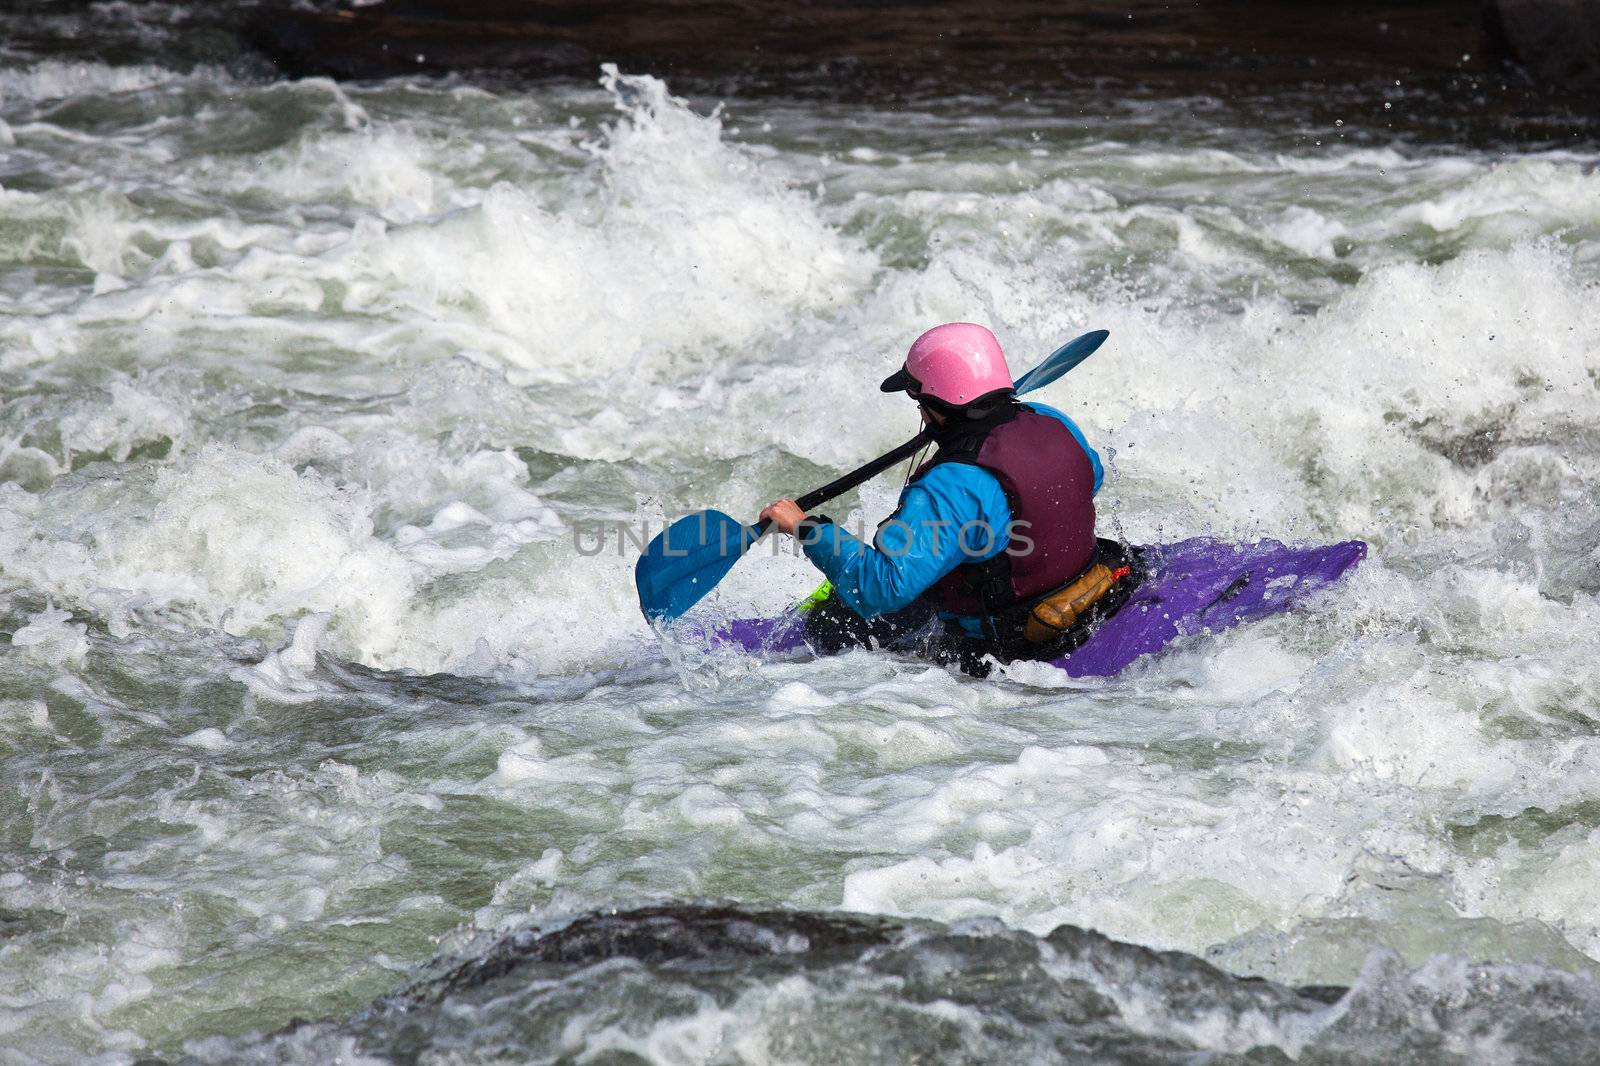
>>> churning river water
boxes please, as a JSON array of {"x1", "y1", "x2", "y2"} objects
[{"x1": 4, "y1": 10, "x2": 1600, "y2": 1064}]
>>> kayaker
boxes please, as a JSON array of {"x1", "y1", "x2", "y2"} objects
[{"x1": 759, "y1": 322, "x2": 1139, "y2": 676}]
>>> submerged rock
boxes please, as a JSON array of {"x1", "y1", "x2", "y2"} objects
[
  {"x1": 172, "y1": 902, "x2": 1600, "y2": 1064},
  {"x1": 406, "y1": 904, "x2": 904, "y2": 1002}
]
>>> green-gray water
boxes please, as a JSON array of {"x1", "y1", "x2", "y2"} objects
[{"x1": 4, "y1": 9, "x2": 1600, "y2": 1063}]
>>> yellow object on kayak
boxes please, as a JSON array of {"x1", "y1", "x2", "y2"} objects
[{"x1": 797, "y1": 581, "x2": 833, "y2": 613}]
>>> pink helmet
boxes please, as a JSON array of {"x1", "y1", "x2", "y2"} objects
[{"x1": 880, "y1": 322, "x2": 1015, "y2": 407}]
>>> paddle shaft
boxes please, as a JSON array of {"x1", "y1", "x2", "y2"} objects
[
  {"x1": 752, "y1": 429, "x2": 931, "y2": 536},
  {"x1": 636, "y1": 328, "x2": 1109, "y2": 621},
  {"x1": 751, "y1": 330, "x2": 1107, "y2": 534}
]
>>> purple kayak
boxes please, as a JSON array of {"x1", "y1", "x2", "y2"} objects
[{"x1": 707, "y1": 538, "x2": 1366, "y2": 678}]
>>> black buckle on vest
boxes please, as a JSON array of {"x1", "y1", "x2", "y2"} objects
[{"x1": 957, "y1": 551, "x2": 1017, "y2": 642}]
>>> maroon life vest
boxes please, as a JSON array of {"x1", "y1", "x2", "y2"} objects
[{"x1": 914, "y1": 404, "x2": 1097, "y2": 619}]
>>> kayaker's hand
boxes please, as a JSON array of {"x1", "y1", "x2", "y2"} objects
[{"x1": 760, "y1": 499, "x2": 806, "y2": 536}]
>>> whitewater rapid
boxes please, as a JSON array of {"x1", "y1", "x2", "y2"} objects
[{"x1": 3, "y1": 52, "x2": 1600, "y2": 1064}]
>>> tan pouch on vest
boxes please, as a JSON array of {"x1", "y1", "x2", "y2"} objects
[{"x1": 1022, "y1": 563, "x2": 1119, "y2": 643}]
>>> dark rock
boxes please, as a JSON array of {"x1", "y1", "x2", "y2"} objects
[
  {"x1": 243, "y1": 0, "x2": 1491, "y2": 94},
  {"x1": 183, "y1": 903, "x2": 1600, "y2": 1064},
  {"x1": 1485, "y1": 0, "x2": 1600, "y2": 90},
  {"x1": 397, "y1": 903, "x2": 904, "y2": 1005}
]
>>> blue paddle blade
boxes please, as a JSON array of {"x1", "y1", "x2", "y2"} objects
[
  {"x1": 635, "y1": 509, "x2": 760, "y2": 622},
  {"x1": 1012, "y1": 329, "x2": 1108, "y2": 396}
]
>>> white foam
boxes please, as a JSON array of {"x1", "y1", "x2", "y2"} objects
[
  {"x1": 178, "y1": 727, "x2": 229, "y2": 751},
  {"x1": 1399, "y1": 158, "x2": 1600, "y2": 239},
  {"x1": 342, "y1": 67, "x2": 876, "y2": 382},
  {"x1": 10, "y1": 606, "x2": 87, "y2": 666},
  {"x1": 1268, "y1": 205, "x2": 1347, "y2": 259},
  {"x1": 0, "y1": 698, "x2": 49, "y2": 732},
  {"x1": 0, "y1": 61, "x2": 195, "y2": 107},
  {"x1": 232, "y1": 612, "x2": 337, "y2": 704},
  {"x1": 253, "y1": 127, "x2": 445, "y2": 224},
  {"x1": 56, "y1": 379, "x2": 191, "y2": 464}
]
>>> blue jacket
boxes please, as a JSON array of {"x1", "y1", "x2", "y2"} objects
[{"x1": 801, "y1": 402, "x2": 1102, "y2": 636}]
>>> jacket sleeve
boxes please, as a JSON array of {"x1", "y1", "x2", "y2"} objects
[
  {"x1": 799, "y1": 465, "x2": 1011, "y2": 618},
  {"x1": 1025, "y1": 402, "x2": 1103, "y2": 495}
]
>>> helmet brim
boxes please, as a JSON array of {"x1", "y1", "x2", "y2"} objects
[{"x1": 880, "y1": 366, "x2": 917, "y2": 393}]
